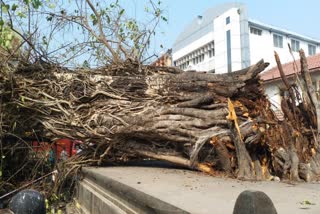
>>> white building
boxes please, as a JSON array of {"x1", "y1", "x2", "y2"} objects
[
  {"x1": 261, "y1": 53, "x2": 320, "y2": 114},
  {"x1": 172, "y1": 3, "x2": 320, "y2": 73}
]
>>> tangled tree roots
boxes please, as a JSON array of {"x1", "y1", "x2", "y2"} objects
[{"x1": 1, "y1": 57, "x2": 320, "y2": 186}]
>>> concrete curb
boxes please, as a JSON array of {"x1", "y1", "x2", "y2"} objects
[{"x1": 78, "y1": 167, "x2": 188, "y2": 214}]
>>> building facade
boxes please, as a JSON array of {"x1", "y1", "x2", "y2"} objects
[
  {"x1": 260, "y1": 53, "x2": 320, "y2": 113},
  {"x1": 172, "y1": 3, "x2": 320, "y2": 74}
]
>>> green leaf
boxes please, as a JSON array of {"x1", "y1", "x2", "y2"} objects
[
  {"x1": 161, "y1": 16, "x2": 168, "y2": 22},
  {"x1": 90, "y1": 14, "x2": 96, "y2": 20},
  {"x1": 5, "y1": 40, "x2": 11, "y2": 48},
  {"x1": 11, "y1": 4, "x2": 18, "y2": 11},
  {"x1": 42, "y1": 36, "x2": 48, "y2": 45},
  {"x1": 46, "y1": 15, "x2": 53, "y2": 21},
  {"x1": 45, "y1": 199, "x2": 49, "y2": 209},
  {"x1": 82, "y1": 60, "x2": 89, "y2": 68},
  {"x1": 31, "y1": 0, "x2": 42, "y2": 9},
  {"x1": 48, "y1": 3, "x2": 55, "y2": 9},
  {"x1": 1, "y1": 4, "x2": 10, "y2": 13},
  {"x1": 0, "y1": 170, "x2": 2, "y2": 177},
  {"x1": 300, "y1": 200, "x2": 316, "y2": 205},
  {"x1": 7, "y1": 33, "x2": 13, "y2": 40},
  {"x1": 17, "y1": 11, "x2": 27, "y2": 18},
  {"x1": 90, "y1": 14, "x2": 98, "y2": 25},
  {"x1": 119, "y1": 9, "x2": 125, "y2": 16},
  {"x1": 106, "y1": 15, "x2": 110, "y2": 23},
  {"x1": 23, "y1": 0, "x2": 31, "y2": 4},
  {"x1": 155, "y1": 8, "x2": 161, "y2": 17},
  {"x1": 51, "y1": 193, "x2": 59, "y2": 200}
]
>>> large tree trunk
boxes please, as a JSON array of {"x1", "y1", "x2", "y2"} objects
[{"x1": 1, "y1": 56, "x2": 320, "y2": 182}]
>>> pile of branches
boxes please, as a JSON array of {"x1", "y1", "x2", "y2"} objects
[
  {"x1": 270, "y1": 50, "x2": 320, "y2": 181},
  {"x1": 0, "y1": 53, "x2": 320, "y2": 190}
]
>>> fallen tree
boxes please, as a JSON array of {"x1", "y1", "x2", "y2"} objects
[
  {"x1": 270, "y1": 50, "x2": 320, "y2": 182},
  {"x1": 1, "y1": 54, "x2": 320, "y2": 188}
]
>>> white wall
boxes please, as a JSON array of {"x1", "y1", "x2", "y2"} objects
[
  {"x1": 214, "y1": 8, "x2": 242, "y2": 74},
  {"x1": 194, "y1": 58, "x2": 215, "y2": 71},
  {"x1": 263, "y1": 81, "x2": 281, "y2": 110},
  {"x1": 250, "y1": 27, "x2": 320, "y2": 69},
  {"x1": 249, "y1": 29, "x2": 273, "y2": 67},
  {"x1": 172, "y1": 32, "x2": 214, "y2": 61},
  {"x1": 263, "y1": 71, "x2": 320, "y2": 110}
]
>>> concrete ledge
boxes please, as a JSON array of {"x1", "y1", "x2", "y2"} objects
[
  {"x1": 77, "y1": 179, "x2": 130, "y2": 214},
  {"x1": 77, "y1": 167, "x2": 188, "y2": 214}
]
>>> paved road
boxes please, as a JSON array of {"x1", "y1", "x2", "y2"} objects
[{"x1": 88, "y1": 166, "x2": 320, "y2": 214}]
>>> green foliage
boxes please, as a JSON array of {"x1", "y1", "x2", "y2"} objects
[
  {"x1": 22, "y1": 0, "x2": 42, "y2": 9},
  {"x1": 17, "y1": 11, "x2": 27, "y2": 18},
  {"x1": 1, "y1": 4, "x2": 10, "y2": 13},
  {"x1": 0, "y1": 0, "x2": 168, "y2": 65},
  {"x1": 300, "y1": 200, "x2": 316, "y2": 205},
  {"x1": 31, "y1": 0, "x2": 42, "y2": 9},
  {"x1": 161, "y1": 16, "x2": 167, "y2": 22},
  {"x1": 48, "y1": 3, "x2": 55, "y2": 9},
  {"x1": 42, "y1": 36, "x2": 48, "y2": 46},
  {"x1": 23, "y1": 0, "x2": 31, "y2": 4},
  {"x1": 90, "y1": 14, "x2": 98, "y2": 26},
  {"x1": 119, "y1": 9, "x2": 125, "y2": 16},
  {"x1": 11, "y1": 3, "x2": 18, "y2": 11},
  {"x1": 82, "y1": 60, "x2": 90, "y2": 68},
  {"x1": 0, "y1": 24, "x2": 14, "y2": 49}
]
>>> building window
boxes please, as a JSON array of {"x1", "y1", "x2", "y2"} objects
[
  {"x1": 208, "y1": 42, "x2": 214, "y2": 58},
  {"x1": 226, "y1": 16, "x2": 230, "y2": 25},
  {"x1": 273, "y1": 34, "x2": 283, "y2": 48},
  {"x1": 209, "y1": 49, "x2": 215, "y2": 58},
  {"x1": 226, "y1": 30, "x2": 232, "y2": 73},
  {"x1": 250, "y1": 27, "x2": 262, "y2": 36},
  {"x1": 309, "y1": 44, "x2": 316, "y2": 56},
  {"x1": 177, "y1": 40, "x2": 214, "y2": 68},
  {"x1": 291, "y1": 39, "x2": 300, "y2": 52}
]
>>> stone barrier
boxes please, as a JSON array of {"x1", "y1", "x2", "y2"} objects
[{"x1": 233, "y1": 190, "x2": 277, "y2": 214}]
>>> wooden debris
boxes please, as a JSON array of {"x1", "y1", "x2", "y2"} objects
[{"x1": 1, "y1": 54, "x2": 320, "y2": 185}]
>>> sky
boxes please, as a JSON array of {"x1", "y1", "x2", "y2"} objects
[
  {"x1": 131, "y1": 0, "x2": 320, "y2": 56},
  {"x1": 11, "y1": 0, "x2": 319, "y2": 65}
]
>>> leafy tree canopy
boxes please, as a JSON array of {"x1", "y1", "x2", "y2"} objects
[{"x1": 0, "y1": 0, "x2": 167, "y2": 67}]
